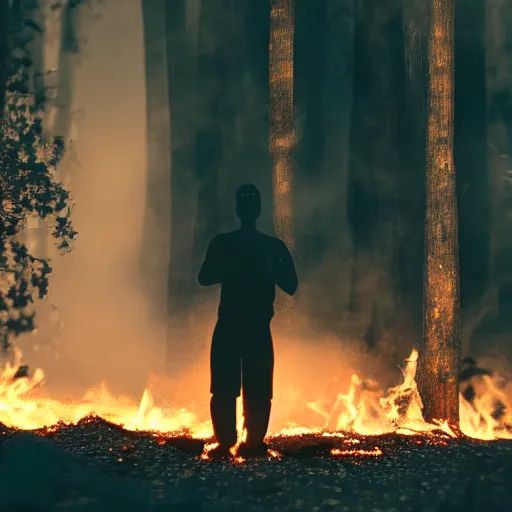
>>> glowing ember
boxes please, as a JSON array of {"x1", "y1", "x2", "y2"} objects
[
  {"x1": 0, "y1": 348, "x2": 510, "y2": 443},
  {"x1": 331, "y1": 447, "x2": 383, "y2": 457}
]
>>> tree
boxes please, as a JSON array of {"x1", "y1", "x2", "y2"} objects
[
  {"x1": 140, "y1": 0, "x2": 171, "y2": 322},
  {"x1": 419, "y1": 0, "x2": 461, "y2": 425},
  {"x1": 51, "y1": 0, "x2": 80, "y2": 141},
  {"x1": 0, "y1": 0, "x2": 76, "y2": 350},
  {"x1": 484, "y1": 0, "x2": 512, "y2": 338},
  {"x1": 164, "y1": 0, "x2": 199, "y2": 369},
  {"x1": 454, "y1": 0, "x2": 489, "y2": 354},
  {"x1": 400, "y1": 0, "x2": 429, "y2": 345},
  {"x1": 192, "y1": 0, "x2": 271, "y2": 270},
  {"x1": 269, "y1": 0, "x2": 295, "y2": 324},
  {"x1": 346, "y1": 0, "x2": 404, "y2": 352},
  {"x1": 0, "y1": 0, "x2": 9, "y2": 117},
  {"x1": 192, "y1": 0, "x2": 233, "y2": 279},
  {"x1": 23, "y1": 1, "x2": 48, "y2": 262}
]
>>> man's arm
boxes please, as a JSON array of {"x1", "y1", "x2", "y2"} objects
[
  {"x1": 198, "y1": 235, "x2": 224, "y2": 286},
  {"x1": 270, "y1": 240, "x2": 298, "y2": 296}
]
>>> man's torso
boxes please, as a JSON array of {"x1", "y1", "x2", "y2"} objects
[{"x1": 215, "y1": 229, "x2": 279, "y2": 322}]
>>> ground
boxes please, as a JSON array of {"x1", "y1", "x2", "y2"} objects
[{"x1": 0, "y1": 418, "x2": 510, "y2": 512}]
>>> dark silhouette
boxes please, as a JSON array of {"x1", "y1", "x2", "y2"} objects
[{"x1": 198, "y1": 184, "x2": 298, "y2": 458}]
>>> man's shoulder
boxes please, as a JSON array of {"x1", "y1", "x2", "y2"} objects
[
  {"x1": 210, "y1": 231, "x2": 236, "y2": 245},
  {"x1": 258, "y1": 232, "x2": 287, "y2": 249}
]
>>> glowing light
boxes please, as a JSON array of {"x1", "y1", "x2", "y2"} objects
[
  {"x1": 331, "y1": 447, "x2": 383, "y2": 457},
  {"x1": 1, "y1": 347, "x2": 510, "y2": 443}
]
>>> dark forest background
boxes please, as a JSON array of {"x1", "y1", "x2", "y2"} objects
[
  {"x1": 137, "y1": 0, "x2": 512, "y2": 365},
  {"x1": 0, "y1": 0, "x2": 511, "y2": 396},
  {"x1": 2, "y1": 0, "x2": 503, "y2": 369}
]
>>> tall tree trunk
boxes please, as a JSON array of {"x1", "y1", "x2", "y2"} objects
[
  {"x1": 322, "y1": 0, "x2": 354, "y2": 326},
  {"x1": 0, "y1": 0, "x2": 9, "y2": 117},
  {"x1": 346, "y1": 0, "x2": 404, "y2": 353},
  {"x1": 140, "y1": 0, "x2": 171, "y2": 322},
  {"x1": 22, "y1": 1, "x2": 48, "y2": 261},
  {"x1": 193, "y1": 0, "x2": 234, "y2": 279},
  {"x1": 193, "y1": 1, "x2": 271, "y2": 271},
  {"x1": 294, "y1": 0, "x2": 326, "y2": 278},
  {"x1": 51, "y1": 2, "x2": 79, "y2": 143},
  {"x1": 485, "y1": 0, "x2": 512, "y2": 335},
  {"x1": 269, "y1": 0, "x2": 295, "y2": 325},
  {"x1": 419, "y1": 0, "x2": 460, "y2": 425},
  {"x1": 454, "y1": 0, "x2": 488, "y2": 355},
  {"x1": 400, "y1": 0, "x2": 429, "y2": 346},
  {"x1": 294, "y1": 0, "x2": 355, "y2": 332},
  {"x1": 165, "y1": 0, "x2": 199, "y2": 370}
]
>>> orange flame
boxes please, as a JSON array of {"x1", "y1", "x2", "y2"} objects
[{"x1": 0, "y1": 348, "x2": 510, "y2": 443}]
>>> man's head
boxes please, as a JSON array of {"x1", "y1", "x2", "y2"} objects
[{"x1": 236, "y1": 184, "x2": 261, "y2": 221}]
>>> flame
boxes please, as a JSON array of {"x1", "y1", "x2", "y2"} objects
[{"x1": 0, "y1": 348, "x2": 511, "y2": 444}]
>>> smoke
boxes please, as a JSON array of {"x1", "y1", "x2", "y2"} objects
[{"x1": 17, "y1": 0, "x2": 166, "y2": 398}]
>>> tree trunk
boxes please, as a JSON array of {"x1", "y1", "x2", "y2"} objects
[
  {"x1": 400, "y1": 0, "x2": 429, "y2": 346},
  {"x1": 164, "y1": 0, "x2": 199, "y2": 369},
  {"x1": 269, "y1": 0, "x2": 295, "y2": 325},
  {"x1": 294, "y1": 0, "x2": 355, "y2": 331},
  {"x1": 419, "y1": 0, "x2": 461, "y2": 426},
  {"x1": 454, "y1": 0, "x2": 488, "y2": 356},
  {"x1": 346, "y1": 0, "x2": 404, "y2": 352},
  {"x1": 51, "y1": 2, "x2": 79, "y2": 143},
  {"x1": 140, "y1": 0, "x2": 171, "y2": 322},
  {"x1": 193, "y1": 0, "x2": 234, "y2": 276},
  {"x1": 322, "y1": 0, "x2": 354, "y2": 327},
  {"x1": 0, "y1": 0, "x2": 9, "y2": 117},
  {"x1": 485, "y1": 0, "x2": 512, "y2": 332},
  {"x1": 294, "y1": 0, "x2": 326, "y2": 277},
  {"x1": 20, "y1": 1, "x2": 48, "y2": 261},
  {"x1": 193, "y1": 1, "x2": 271, "y2": 266}
]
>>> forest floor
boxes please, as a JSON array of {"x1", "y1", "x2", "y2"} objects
[{"x1": 0, "y1": 418, "x2": 510, "y2": 512}]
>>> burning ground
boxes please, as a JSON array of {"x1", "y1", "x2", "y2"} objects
[{"x1": 0, "y1": 349, "x2": 511, "y2": 511}]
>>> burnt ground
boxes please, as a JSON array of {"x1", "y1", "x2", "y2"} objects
[{"x1": 0, "y1": 418, "x2": 511, "y2": 512}]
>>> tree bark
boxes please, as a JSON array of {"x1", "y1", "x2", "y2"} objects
[
  {"x1": 399, "y1": 0, "x2": 429, "y2": 345},
  {"x1": 164, "y1": 0, "x2": 199, "y2": 369},
  {"x1": 485, "y1": 0, "x2": 512, "y2": 328},
  {"x1": 321, "y1": 0, "x2": 355, "y2": 331},
  {"x1": 419, "y1": 0, "x2": 461, "y2": 425},
  {"x1": 0, "y1": 0, "x2": 9, "y2": 118},
  {"x1": 193, "y1": 0, "x2": 234, "y2": 274},
  {"x1": 51, "y1": 2, "x2": 79, "y2": 143},
  {"x1": 293, "y1": 0, "x2": 326, "y2": 279},
  {"x1": 454, "y1": 0, "x2": 489, "y2": 355},
  {"x1": 294, "y1": 0, "x2": 355, "y2": 331},
  {"x1": 140, "y1": 0, "x2": 171, "y2": 322},
  {"x1": 346, "y1": 0, "x2": 404, "y2": 352},
  {"x1": 32, "y1": 2, "x2": 49, "y2": 260},
  {"x1": 193, "y1": 1, "x2": 271, "y2": 262},
  {"x1": 269, "y1": 0, "x2": 295, "y2": 325}
]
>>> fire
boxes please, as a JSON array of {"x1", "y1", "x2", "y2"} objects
[
  {"x1": 0, "y1": 348, "x2": 511, "y2": 443},
  {"x1": 331, "y1": 447, "x2": 383, "y2": 457}
]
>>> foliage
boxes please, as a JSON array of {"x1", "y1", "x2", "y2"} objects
[{"x1": 0, "y1": 1, "x2": 77, "y2": 350}]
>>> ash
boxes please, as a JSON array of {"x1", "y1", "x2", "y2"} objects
[{"x1": 0, "y1": 418, "x2": 510, "y2": 512}]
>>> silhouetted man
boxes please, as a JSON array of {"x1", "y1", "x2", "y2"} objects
[{"x1": 198, "y1": 184, "x2": 298, "y2": 458}]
